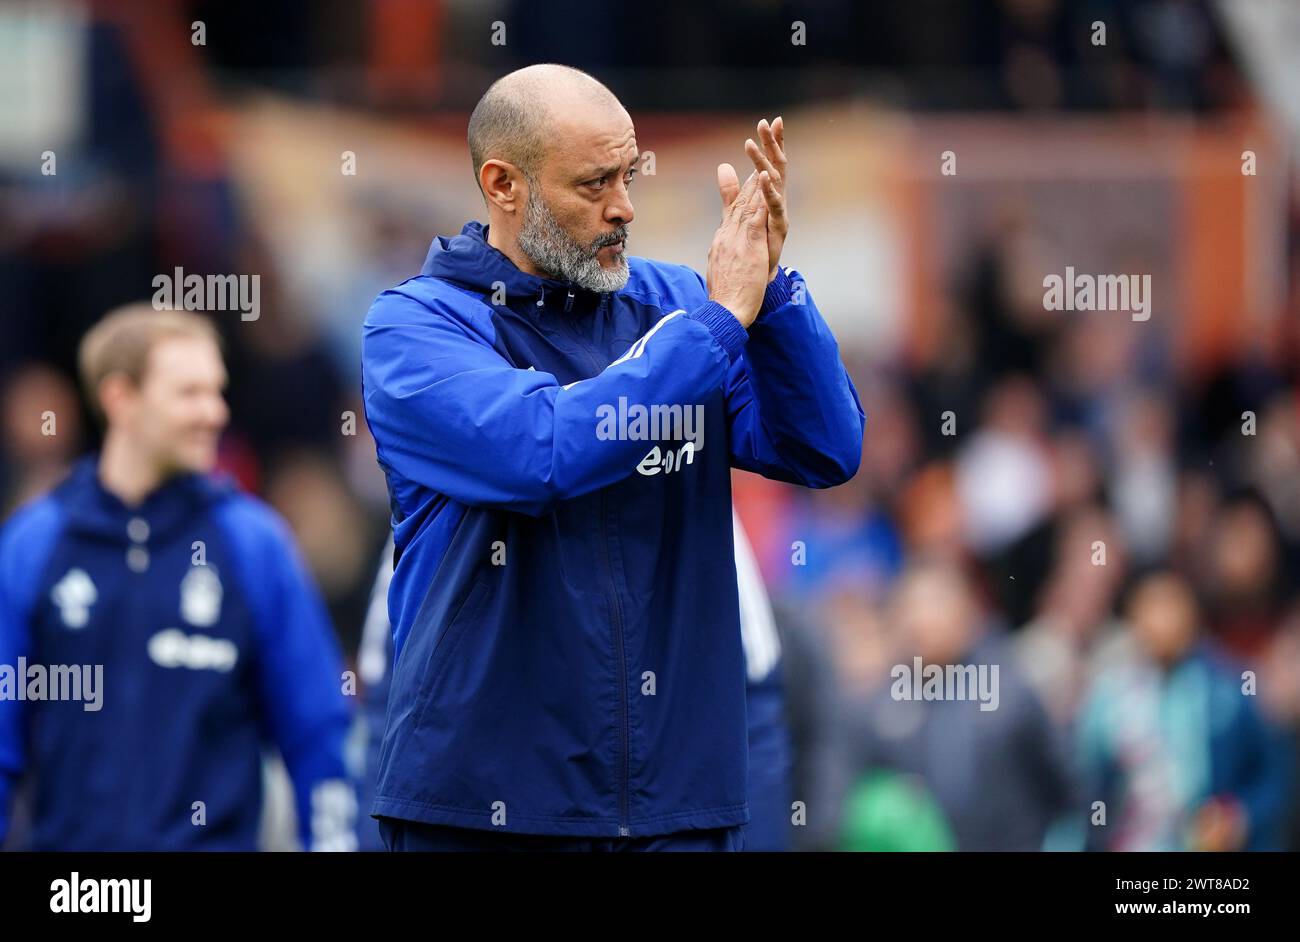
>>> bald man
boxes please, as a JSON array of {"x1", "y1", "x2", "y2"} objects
[{"x1": 362, "y1": 64, "x2": 864, "y2": 851}]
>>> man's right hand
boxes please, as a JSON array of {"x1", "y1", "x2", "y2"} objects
[{"x1": 707, "y1": 164, "x2": 771, "y2": 329}]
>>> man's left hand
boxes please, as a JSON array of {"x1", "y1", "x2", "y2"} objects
[
  {"x1": 719, "y1": 117, "x2": 788, "y2": 283},
  {"x1": 745, "y1": 117, "x2": 787, "y2": 282}
]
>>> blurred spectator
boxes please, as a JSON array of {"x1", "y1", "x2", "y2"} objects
[
  {"x1": 1016, "y1": 503, "x2": 1131, "y2": 728},
  {"x1": 1246, "y1": 393, "x2": 1300, "y2": 565},
  {"x1": 1109, "y1": 389, "x2": 1179, "y2": 565},
  {"x1": 956, "y1": 375, "x2": 1056, "y2": 626},
  {"x1": 1197, "y1": 491, "x2": 1288, "y2": 660},
  {"x1": 840, "y1": 556, "x2": 1075, "y2": 851},
  {"x1": 0, "y1": 365, "x2": 84, "y2": 514},
  {"x1": 1075, "y1": 570, "x2": 1292, "y2": 851}
]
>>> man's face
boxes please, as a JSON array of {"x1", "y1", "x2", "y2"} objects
[
  {"x1": 892, "y1": 565, "x2": 973, "y2": 664},
  {"x1": 517, "y1": 103, "x2": 637, "y2": 293},
  {"x1": 118, "y1": 336, "x2": 229, "y2": 476},
  {"x1": 1129, "y1": 574, "x2": 1199, "y2": 666}
]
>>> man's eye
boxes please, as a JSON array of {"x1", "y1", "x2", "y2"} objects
[{"x1": 586, "y1": 171, "x2": 634, "y2": 191}]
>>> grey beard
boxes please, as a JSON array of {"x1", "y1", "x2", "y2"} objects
[{"x1": 517, "y1": 188, "x2": 629, "y2": 293}]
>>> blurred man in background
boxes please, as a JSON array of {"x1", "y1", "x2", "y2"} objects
[
  {"x1": 1076, "y1": 569, "x2": 1292, "y2": 851},
  {"x1": 0, "y1": 305, "x2": 357, "y2": 850},
  {"x1": 841, "y1": 555, "x2": 1075, "y2": 851}
]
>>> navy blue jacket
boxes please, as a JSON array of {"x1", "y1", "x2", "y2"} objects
[
  {"x1": 355, "y1": 509, "x2": 793, "y2": 850},
  {"x1": 361, "y1": 221, "x2": 864, "y2": 837},
  {"x1": 0, "y1": 457, "x2": 357, "y2": 850}
]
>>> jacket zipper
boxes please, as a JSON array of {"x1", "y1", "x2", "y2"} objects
[
  {"x1": 602, "y1": 494, "x2": 631, "y2": 838},
  {"x1": 552, "y1": 288, "x2": 631, "y2": 837}
]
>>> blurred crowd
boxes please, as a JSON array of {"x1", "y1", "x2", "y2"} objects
[
  {"x1": 2, "y1": 0, "x2": 1297, "y2": 850},
  {"x1": 741, "y1": 214, "x2": 1300, "y2": 848},
  {"x1": 179, "y1": 0, "x2": 1245, "y2": 111}
]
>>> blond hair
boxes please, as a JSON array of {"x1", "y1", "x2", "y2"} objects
[{"x1": 78, "y1": 304, "x2": 222, "y2": 419}]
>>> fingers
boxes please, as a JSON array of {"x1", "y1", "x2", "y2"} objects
[
  {"x1": 716, "y1": 163, "x2": 740, "y2": 219},
  {"x1": 768, "y1": 116, "x2": 785, "y2": 162},
  {"x1": 745, "y1": 138, "x2": 781, "y2": 192},
  {"x1": 757, "y1": 117, "x2": 786, "y2": 177},
  {"x1": 759, "y1": 170, "x2": 786, "y2": 230},
  {"x1": 724, "y1": 169, "x2": 762, "y2": 228},
  {"x1": 723, "y1": 114, "x2": 787, "y2": 229}
]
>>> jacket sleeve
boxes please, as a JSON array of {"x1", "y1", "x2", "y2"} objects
[
  {"x1": 0, "y1": 533, "x2": 26, "y2": 848},
  {"x1": 0, "y1": 497, "x2": 65, "y2": 848},
  {"x1": 362, "y1": 288, "x2": 749, "y2": 517},
  {"x1": 718, "y1": 267, "x2": 866, "y2": 487},
  {"x1": 218, "y1": 499, "x2": 358, "y2": 851}
]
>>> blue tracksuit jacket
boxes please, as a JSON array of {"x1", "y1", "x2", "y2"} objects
[
  {"x1": 361, "y1": 220, "x2": 864, "y2": 837},
  {"x1": 0, "y1": 456, "x2": 357, "y2": 850},
  {"x1": 355, "y1": 510, "x2": 794, "y2": 850}
]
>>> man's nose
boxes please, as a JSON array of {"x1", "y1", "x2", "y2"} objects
[
  {"x1": 207, "y1": 395, "x2": 230, "y2": 428},
  {"x1": 606, "y1": 186, "x2": 634, "y2": 226}
]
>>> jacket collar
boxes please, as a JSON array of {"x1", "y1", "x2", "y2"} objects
[
  {"x1": 420, "y1": 221, "x2": 606, "y2": 315},
  {"x1": 55, "y1": 453, "x2": 233, "y2": 545}
]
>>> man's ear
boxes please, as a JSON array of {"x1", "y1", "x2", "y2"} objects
[
  {"x1": 480, "y1": 159, "x2": 526, "y2": 213},
  {"x1": 97, "y1": 372, "x2": 136, "y2": 425}
]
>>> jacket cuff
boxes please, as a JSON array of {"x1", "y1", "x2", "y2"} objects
[
  {"x1": 758, "y1": 267, "x2": 794, "y2": 320},
  {"x1": 686, "y1": 301, "x2": 749, "y2": 363}
]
